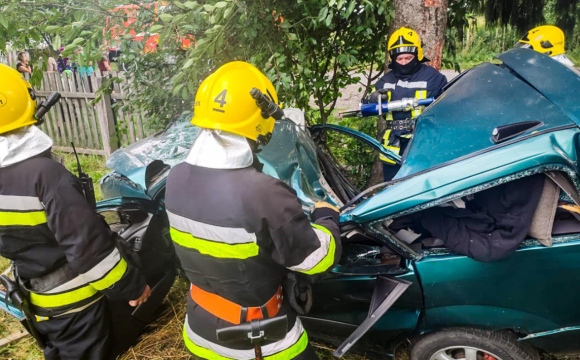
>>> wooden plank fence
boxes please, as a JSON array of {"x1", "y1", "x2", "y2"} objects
[
  {"x1": 37, "y1": 71, "x2": 150, "y2": 158},
  {"x1": 2, "y1": 51, "x2": 151, "y2": 158}
]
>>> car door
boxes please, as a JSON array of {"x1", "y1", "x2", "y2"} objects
[{"x1": 300, "y1": 124, "x2": 422, "y2": 357}]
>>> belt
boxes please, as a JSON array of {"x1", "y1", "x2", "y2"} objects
[
  {"x1": 385, "y1": 118, "x2": 414, "y2": 132},
  {"x1": 190, "y1": 284, "x2": 283, "y2": 325}
]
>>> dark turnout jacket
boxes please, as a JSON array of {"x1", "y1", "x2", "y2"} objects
[
  {"x1": 165, "y1": 162, "x2": 341, "y2": 359},
  {"x1": 0, "y1": 152, "x2": 146, "y2": 314},
  {"x1": 374, "y1": 64, "x2": 448, "y2": 121},
  {"x1": 421, "y1": 175, "x2": 544, "y2": 262}
]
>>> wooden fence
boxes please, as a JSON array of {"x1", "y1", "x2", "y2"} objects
[{"x1": 2, "y1": 51, "x2": 151, "y2": 158}]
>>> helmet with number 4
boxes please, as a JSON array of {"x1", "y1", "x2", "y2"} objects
[
  {"x1": 191, "y1": 61, "x2": 279, "y2": 142},
  {"x1": 517, "y1": 25, "x2": 566, "y2": 57},
  {"x1": 0, "y1": 64, "x2": 37, "y2": 135}
]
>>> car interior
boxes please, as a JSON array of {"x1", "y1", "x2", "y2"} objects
[{"x1": 337, "y1": 170, "x2": 580, "y2": 268}]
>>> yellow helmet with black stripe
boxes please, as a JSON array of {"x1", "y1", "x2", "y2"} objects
[{"x1": 387, "y1": 27, "x2": 425, "y2": 62}]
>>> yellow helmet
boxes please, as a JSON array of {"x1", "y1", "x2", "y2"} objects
[
  {"x1": 517, "y1": 25, "x2": 565, "y2": 57},
  {"x1": 191, "y1": 61, "x2": 278, "y2": 143},
  {"x1": 0, "y1": 64, "x2": 37, "y2": 135},
  {"x1": 387, "y1": 27, "x2": 425, "y2": 62}
]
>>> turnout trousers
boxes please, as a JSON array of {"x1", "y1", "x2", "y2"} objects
[{"x1": 33, "y1": 298, "x2": 112, "y2": 360}]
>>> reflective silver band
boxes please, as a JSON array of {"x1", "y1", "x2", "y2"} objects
[
  {"x1": 396, "y1": 80, "x2": 427, "y2": 89},
  {"x1": 0, "y1": 194, "x2": 44, "y2": 211},
  {"x1": 45, "y1": 248, "x2": 122, "y2": 294},
  {"x1": 288, "y1": 227, "x2": 332, "y2": 272},
  {"x1": 167, "y1": 210, "x2": 257, "y2": 245}
]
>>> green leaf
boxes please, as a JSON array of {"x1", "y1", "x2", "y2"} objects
[
  {"x1": 378, "y1": 4, "x2": 385, "y2": 15},
  {"x1": 318, "y1": 6, "x2": 329, "y2": 21},
  {"x1": 345, "y1": 0, "x2": 356, "y2": 17},
  {"x1": 182, "y1": 58, "x2": 194, "y2": 69},
  {"x1": 149, "y1": 24, "x2": 163, "y2": 33},
  {"x1": 215, "y1": 2, "x2": 228, "y2": 8},
  {"x1": 73, "y1": 37, "x2": 84, "y2": 45},
  {"x1": 53, "y1": 35, "x2": 61, "y2": 51},
  {"x1": 184, "y1": 1, "x2": 198, "y2": 9},
  {"x1": 159, "y1": 14, "x2": 173, "y2": 22},
  {"x1": 203, "y1": 4, "x2": 215, "y2": 12},
  {"x1": 329, "y1": 0, "x2": 337, "y2": 6},
  {"x1": 223, "y1": 7, "x2": 233, "y2": 19},
  {"x1": 173, "y1": 84, "x2": 184, "y2": 96},
  {"x1": 45, "y1": 25, "x2": 60, "y2": 32},
  {"x1": 0, "y1": 14, "x2": 8, "y2": 29},
  {"x1": 325, "y1": 11, "x2": 333, "y2": 26},
  {"x1": 288, "y1": 33, "x2": 298, "y2": 41}
]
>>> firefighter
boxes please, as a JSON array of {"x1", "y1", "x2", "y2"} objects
[
  {"x1": 0, "y1": 63, "x2": 150, "y2": 360},
  {"x1": 517, "y1": 25, "x2": 575, "y2": 67},
  {"x1": 165, "y1": 61, "x2": 342, "y2": 359},
  {"x1": 371, "y1": 27, "x2": 448, "y2": 181}
]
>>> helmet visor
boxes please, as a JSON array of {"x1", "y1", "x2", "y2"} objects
[
  {"x1": 390, "y1": 46, "x2": 417, "y2": 59},
  {"x1": 515, "y1": 42, "x2": 531, "y2": 49}
]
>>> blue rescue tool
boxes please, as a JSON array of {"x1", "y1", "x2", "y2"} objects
[{"x1": 340, "y1": 97, "x2": 434, "y2": 118}]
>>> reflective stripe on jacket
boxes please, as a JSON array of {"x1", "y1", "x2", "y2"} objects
[
  {"x1": 0, "y1": 152, "x2": 146, "y2": 314},
  {"x1": 165, "y1": 163, "x2": 341, "y2": 359}
]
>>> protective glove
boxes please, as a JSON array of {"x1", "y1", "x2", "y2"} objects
[
  {"x1": 282, "y1": 272, "x2": 313, "y2": 315},
  {"x1": 368, "y1": 89, "x2": 390, "y2": 104}
]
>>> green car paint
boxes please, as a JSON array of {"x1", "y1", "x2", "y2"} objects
[{"x1": 99, "y1": 48, "x2": 580, "y2": 357}]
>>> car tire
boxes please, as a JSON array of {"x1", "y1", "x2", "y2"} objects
[{"x1": 410, "y1": 327, "x2": 540, "y2": 360}]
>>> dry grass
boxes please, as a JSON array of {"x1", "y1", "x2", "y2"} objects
[
  {"x1": 118, "y1": 279, "x2": 191, "y2": 360},
  {"x1": 118, "y1": 278, "x2": 365, "y2": 360}
]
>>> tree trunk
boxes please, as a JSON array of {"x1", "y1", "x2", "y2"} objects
[
  {"x1": 367, "y1": 117, "x2": 387, "y2": 187},
  {"x1": 390, "y1": 0, "x2": 449, "y2": 71}
]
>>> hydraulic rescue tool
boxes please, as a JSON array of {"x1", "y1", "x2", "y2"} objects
[
  {"x1": 71, "y1": 142, "x2": 97, "y2": 208},
  {"x1": 250, "y1": 88, "x2": 286, "y2": 145},
  {"x1": 250, "y1": 88, "x2": 285, "y2": 121},
  {"x1": 339, "y1": 96, "x2": 434, "y2": 119},
  {"x1": 34, "y1": 91, "x2": 61, "y2": 122}
]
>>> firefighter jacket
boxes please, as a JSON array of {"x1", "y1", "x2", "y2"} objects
[
  {"x1": 0, "y1": 128, "x2": 146, "y2": 317},
  {"x1": 374, "y1": 64, "x2": 447, "y2": 164},
  {"x1": 165, "y1": 129, "x2": 342, "y2": 360}
]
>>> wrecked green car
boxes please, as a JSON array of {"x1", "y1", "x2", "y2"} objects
[{"x1": 96, "y1": 48, "x2": 580, "y2": 359}]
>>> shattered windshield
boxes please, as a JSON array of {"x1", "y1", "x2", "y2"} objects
[
  {"x1": 103, "y1": 110, "x2": 341, "y2": 207},
  {"x1": 105, "y1": 114, "x2": 199, "y2": 174}
]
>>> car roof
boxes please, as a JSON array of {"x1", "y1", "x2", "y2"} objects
[{"x1": 342, "y1": 48, "x2": 580, "y2": 224}]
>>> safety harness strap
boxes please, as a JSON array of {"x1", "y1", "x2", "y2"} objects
[{"x1": 190, "y1": 284, "x2": 283, "y2": 325}]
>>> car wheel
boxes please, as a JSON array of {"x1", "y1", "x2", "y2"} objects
[{"x1": 410, "y1": 328, "x2": 539, "y2": 360}]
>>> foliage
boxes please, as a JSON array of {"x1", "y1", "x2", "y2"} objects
[
  {"x1": 1, "y1": 0, "x2": 393, "y2": 127},
  {"x1": 443, "y1": 19, "x2": 521, "y2": 69},
  {"x1": 322, "y1": 112, "x2": 378, "y2": 190},
  {"x1": 149, "y1": 0, "x2": 393, "y2": 124}
]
